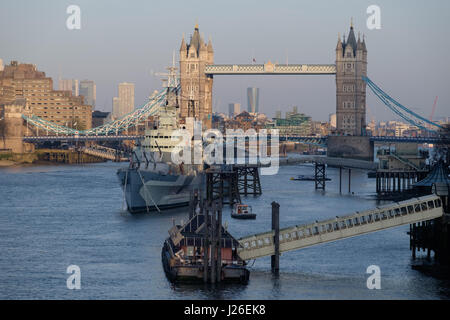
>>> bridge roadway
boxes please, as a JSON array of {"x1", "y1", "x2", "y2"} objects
[
  {"x1": 204, "y1": 64, "x2": 337, "y2": 75},
  {"x1": 237, "y1": 194, "x2": 444, "y2": 261},
  {"x1": 22, "y1": 135, "x2": 144, "y2": 142},
  {"x1": 22, "y1": 134, "x2": 445, "y2": 145}
]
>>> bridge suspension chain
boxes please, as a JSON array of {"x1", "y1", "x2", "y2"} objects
[{"x1": 362, "y1": 76, "x2": 443, "y2": 134}]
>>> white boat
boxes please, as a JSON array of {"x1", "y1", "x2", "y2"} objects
[{"x1": 231, "y1": 204, "x2": 256, "y2": 220}]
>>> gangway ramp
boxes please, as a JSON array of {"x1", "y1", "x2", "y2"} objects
[
  {"x1": 81, "y1": 146, "x2": 127, "y2": 161},
  {"x1": 237, "y1": 195, "x2": 444, "y2": 260}
]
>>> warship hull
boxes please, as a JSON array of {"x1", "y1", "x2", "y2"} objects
[{"x1": 117, "y1": 168, "x2": 203, "y2": 213}]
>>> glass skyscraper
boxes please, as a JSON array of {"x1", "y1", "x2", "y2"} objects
[{"x1": 247, "y1": 87, "x2": 259, "y2": 114}]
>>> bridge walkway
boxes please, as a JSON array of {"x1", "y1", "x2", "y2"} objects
[
  {"x1": 237, "y1": 194, "x2": 444, "y2": 260},
  {"x1": 81, "y1": 146, "x2": 127, "y2": 161}
]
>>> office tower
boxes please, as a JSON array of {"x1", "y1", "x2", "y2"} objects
[
  {"x1": 79, "y1": 80, "x2": 96, "y2": 107},
  {"x1": 247, "y1": 87, "x2": 259, "y2": 114},
  {"x1": 118, "y1": 82, "x2": 135, "y2": 117},
  {"x1": 112, "y1": 97, "x2": 120, "y2": 119},
  {"x1": 0, "y1": 61, "x2": 91, "y2": 129},
  {"x1": 58, "y1": 79, "x2": 79, "y2": 96},
  {"x1": 228, "y1": 103, "x2": 240, "y2": 118},
  {"x1": 0, "y1": 59, "x2": 4, "y2": 71},
  {"x1": 275, "y1": 110, "x2": 282, "y2": 119},
  {"x1": 329, "y1": 113, "x2": 337, "y2": 128}
]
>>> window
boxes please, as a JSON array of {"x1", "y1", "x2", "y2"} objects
[{"x1": 313, "y1": 226, "x2": 319, "y2": 235}]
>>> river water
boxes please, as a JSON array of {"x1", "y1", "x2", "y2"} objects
[{"x1": 1, "y1": 161, "x2": 449, "y2": 299}]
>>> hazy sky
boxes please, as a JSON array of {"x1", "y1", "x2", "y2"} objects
[{"x1": 1, "y1": 0, "x2": 449, "y2": 122}]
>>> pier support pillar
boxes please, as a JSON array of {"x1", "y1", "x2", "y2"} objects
[
  {"x1": 271, "y1": 201, "x2": 280, "y2": 275},
  {"x1": 348, "y1": 169, "x2": 351, "y2": 193},
  {"x1": 314, "y1": 162, "x2": 326, "y2": 190},
  {"x1": 210, "y1": 202, "x2": 217, "y2": 284},
  {"x1": 203, "y1": 202, "x2": 209, "y2": 283},
  {"x1": 216, "y1": 201, "x2": 222, "y2": 283}
]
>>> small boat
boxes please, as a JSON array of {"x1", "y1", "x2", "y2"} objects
[
  {"x1": 231, "y1": 204, "x2": 256, "y2": 220},
  {"x1": 290, "y1": 175, "x2": 331, "y2": 181}
]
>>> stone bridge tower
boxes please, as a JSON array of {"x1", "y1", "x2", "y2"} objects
[
  {"x1": 179, "y1": 24, "x2": 214, "y2": 129},
  {"x1": 335, "y1": 23, "x2": 367, "y2": 136}
]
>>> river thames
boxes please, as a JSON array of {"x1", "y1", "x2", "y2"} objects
[{"x1": 1, "y1": 161, "x2": 449, "y2": 299}]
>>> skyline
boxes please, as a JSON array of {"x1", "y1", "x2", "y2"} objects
[{"x1": 1, "y1": 0, "x2": 449, "y2": 122}]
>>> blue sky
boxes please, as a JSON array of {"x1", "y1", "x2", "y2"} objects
[{"x1": 1, "y1": 0, "x2": 449, "y2": 121}]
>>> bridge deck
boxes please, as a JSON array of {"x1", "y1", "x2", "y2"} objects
[
  {"x1": 205, "y1": 64, "x2": 336, "y2": 75},
  {"x1": 237, "y1": 194, "x2": 444, "y2": 260}
]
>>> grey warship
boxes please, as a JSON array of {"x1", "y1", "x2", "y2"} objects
[{"x1": 117, "y1": 64, "x2": 203, "y2": 213}]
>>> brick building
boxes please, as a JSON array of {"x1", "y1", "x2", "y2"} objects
[{"x1": 0, "y1": 61, "x2": 92, "y2": 130}]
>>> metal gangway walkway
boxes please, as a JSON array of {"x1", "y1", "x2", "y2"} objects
[
  {"x1": 237, "y1": 194, "x2": 444, "y2": 260},
  {"x1": 81, "y1": 145, "x2": 128, "y2": 161}
]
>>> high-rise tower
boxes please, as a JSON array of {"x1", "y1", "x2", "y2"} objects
[
  {"x1": 247, "y1": 87, "x2": 259, "y2": 114},
  {"x1": 118, "y1": 82, "x2": 135, "y2": 117},
  {"x1": 79, "y1": 80, "x2": 96, "y2": 107},
  {"x1": 335, "y1": 23, "x2": 367, "y2": 136},
  {"x1": 179, "y1": 24, "x2": 214, "y2": 129}
]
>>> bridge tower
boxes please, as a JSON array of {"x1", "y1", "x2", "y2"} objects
[
  {"x1": 179, "y1": 24, "x2": 214, "y2": 129},
  {"x1": 335, "y1": 22, "x2": 367, "y2": 136}
]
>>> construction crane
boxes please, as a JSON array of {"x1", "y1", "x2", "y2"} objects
[{"x1": 429, "y1": 96, "x2": 438, "y2": 121}]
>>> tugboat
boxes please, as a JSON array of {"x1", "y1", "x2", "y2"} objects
[
  {"x1": 161, "y1": 210, "x2": 250, "y2": 284},
  {"x1": 231, "y1": 203, "x2": 256, "y2": 220}
]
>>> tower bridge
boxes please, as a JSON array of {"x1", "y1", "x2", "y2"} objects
[
  {"x1": 8, "y1": 22, "x2": 446, "y2": 159},
  {"x1": 179, "y1": 22, "x2": 367, "y2": 137}
]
